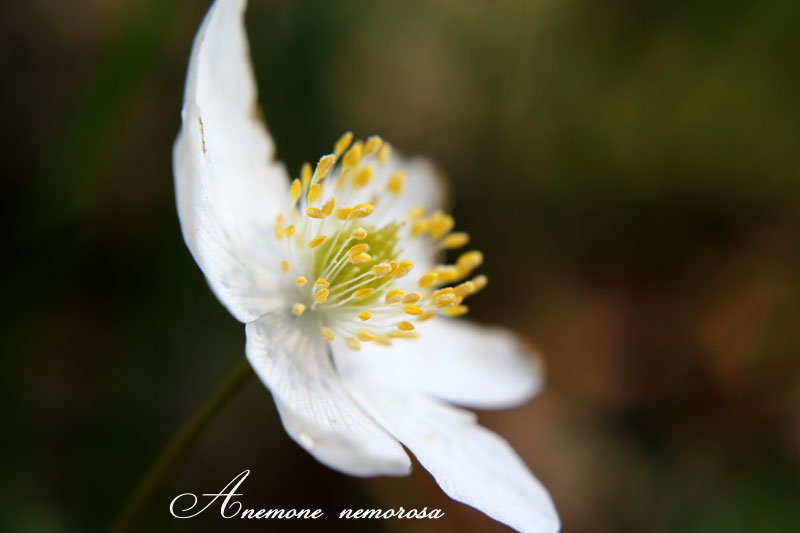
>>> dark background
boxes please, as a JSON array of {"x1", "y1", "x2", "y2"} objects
[{"x1": 2, "y1": 0, "x2": 799, "y2": 531}]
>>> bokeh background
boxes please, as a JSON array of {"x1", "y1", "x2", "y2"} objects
[{"x1": 2, "y1": 0, "x2": 799, "y2": 531}]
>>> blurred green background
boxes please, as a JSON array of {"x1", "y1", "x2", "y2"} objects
[{"x1": 2, "y1": 0, "x2": 799, "y2": 531}]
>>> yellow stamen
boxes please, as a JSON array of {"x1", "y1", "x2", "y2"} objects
[
  {"x1": 358, "y1": 310, "x2": 371, "y2": 321},
  {"x1": 387, "y1": 171, "x2": 405, "y2": 195},
  {"x1": 315, "y1": 278, "x2": 330, "y2": 289},
  {"x1": 274, "y1": 214, "x2": 284, "y2": 240},
  {"x1": 281, "y1": 260, "x2": 290, "y2": 273},
  {"x1": 348, "y1": 244, "x2": 369, "y2": 257},
  {"x1": 306, "y1": 207, "x2": 324, "y2": 219},
  {"x1": 418, "y1": 311, "x2": 437, "y2": 321},
  {"x1": 456, "y1": 250, "x2": 483, "y2": 275},
  {"x1": 408, "y1": 206, "x2": 425, "y2": 219},
  {"x1": 321, "y1": 196, "x2": 336, "y2": 217},
  {"x1": 309, "y1": 235, "x2": 327, "y2": 248},
  {"x1": 336, "y1": 207, "x2": 353, "y2": 220},
  {"x1": 397, "y1": 321, "x2": 414, "y2": 331},
  {"x1": 356, "y1": 331, "x2": 374, "y2": 342},
  {"x1": 454, "y1": 281, "x2": 475, "y2": 298},
  {"x1": 351, "y1": 251, "x2": 371, "y2": 264},
  {"x1": 292, "y1": 303, "x2": 306, "y2": 316},
  {"x1": 443, "y1": 305, "x2": 468, "y2": 317},
  {"x1": 350, "y1": 203, "x2": 374, "y2": 218},
  {"x1": 388, "y1": 330, "x2": 419, "y2": 339},
  {"x1": 433, "y1": 289, "x2": 457, "y2": 308},
  {"x1": 394, "y1": 260, "x2": 414, "y2": 278},
  {"x1": 343, "y1": 141, "x2": 363, "y2": 168},
  {"x1": 411, "y1": 219, "x2": 429, "y2": 236},
  {"x1": 315, "y1": 154, "x2": 336, "y2": 180},
  {"x1": 285, "y1": 224, "x2": 295, "y2": 237},
  {"x1": 353, "y1": 288, "x2": 375, "y2": 299},
  {"x1": 307, "y1": 183, "x2": 321, "y2": 203},
  {"x1": 471, "y1": 274, "x2": 488, "y2": 292},
  {"x1": 290, "y1": 179, "x2": 302, "y2": 204},
  {"x1": 419, "y1": 272, "x2": 438, "y2": 289},
  {"x1": 347, "y1": 337, "x2": 362, "y2": 350},
  {"x1": 385, "y1": 289, "x2": 404, "y2": 304},
  {"x1": 372, "y1": 263, "x2": 393, "y2": 278},
  {"x1": 373, "y1": 335, "x2": 392, "y2": 346},
  {"x1": 354, "y1": 166, "x2": 373, "y2": 188},
  {"x1": 351, "y1": 227, "x2": 368, "y2": 240},
  {"x1": 301, "y1": 162, "x2": 312, "y2": 188},
  {"x1": 437, "y1": 265, "x2": 460, "y2": 283},
  {"x1": 404, "y1": 304, "x2": 424, "y2": 315},
  {"x1": 402, "y1": 292, "x2": 421, "y2": 304},
  {"x1": 364, "y1": 135, "x2": 382, "y2": 155},
  {"x1": 321, "y1": 327, "x2": 335, "y2": 341},
  {"x1": 315, "y1": 288, "x2": 330, "y2": 304},
  {"x1": 334, "y1": 131, "x2": 353, "y2": 156},
  {"x1": 429, "y1": 211, "x2": 454, "y2": 239},
  {"x1": 377, "y1": 143, "x2": 391, "y2": 165},
  {"x1": 441, "y1": 232, "x2": 470, "y2": 249},
  {"x1": 296, "y1": 276, "x2": 308, "y2": 286}
]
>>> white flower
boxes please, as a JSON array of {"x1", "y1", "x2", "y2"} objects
[{"x1": 173, "y1": 1, "x2": 560, "y2": 531}]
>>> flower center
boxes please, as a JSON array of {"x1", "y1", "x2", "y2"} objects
[{"x1": 273, "y1": 133, "x2": 487, "y2": 350}]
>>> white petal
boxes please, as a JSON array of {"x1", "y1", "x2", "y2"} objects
[
  {"x1": 344, "y1": 383, "x2": 561, "y2": 533},
  {"x1": 174, "y1": 0, "x2": 289, "y2": 322},
  {"x1": 335, "y1": 319, "x2": 543, "y2": 409},
  {"x1": 245, "y1": 312, "x2": 411, "y2": 477}
]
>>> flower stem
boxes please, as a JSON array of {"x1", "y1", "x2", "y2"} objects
[{"x1": 110, "y1": 357, "x2": 254, "y2": 533}]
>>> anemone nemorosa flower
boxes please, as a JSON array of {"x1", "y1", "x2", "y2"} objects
[{"x1": 173, "y1": 1, "x2": 560, "y2": 531}]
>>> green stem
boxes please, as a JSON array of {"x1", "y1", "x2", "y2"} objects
[{"x1": 110, "y1": 357, "x2": 254, "y2": 533}]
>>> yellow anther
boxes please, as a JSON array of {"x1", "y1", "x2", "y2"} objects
[
  {"x1": 356, "y1": 331, "x2": 374, "y2": 342},
  {"x1": 274, "y1": 213, "x2": 284, "y2": 240},
  {"x1": 336, "y1": 207, "x2": 352, "y2": 220},
  {"x1": 354, "y1": 166, "x2": 374, "y2": 188},
  {"x1": 347, "y1": 337, "x2": 362, "y2": 350},
  {"x1": 285, "y1": 224, "x2": 295, "y2": 237},
  {"x1": 377, "y1": 143, "x2": 391, "y2": 165},
  {"x1": 315, "y1": 278, "x2": 330, "y2": 289},
  {"x1": 343, "y1": 141, "x2": 363, "y2": 168},
  {"x1": 307, "y1": 183, "x2": 321, "y2": 203},
  {"x1": 373, "y1": 335, "x2": 392, "y2": 346},
  {"x1": 418, "y1": 311, "x2": 437, "y2": 321},
  {"x1": 443, "y1": 305, "x2": 468, "y2": 317},
  {"x1": 306, "y1": 207, "x2": 324, "y2": 219},
  {"x1": 348, "y1": 243, "x2": 369, "y2": 257},
  {"x1": 347, "y1": 253, "x2": 372, "y2": 265},
  {"x1": 300, "y1": 162, "x2": 312, "y2": 188},
  {"x1": 315, "y1": 154, "x2": 336, "y2": 180},
  {"x1": 351, "y1": 227, "x2": 368, "y2": 240},
  {"x1": 353, "y1": 288, "x2": 375, "y2": 299},
  {"x1": 372, "y1": 264, "x2": 392, "y2": 278},
  {"x1": 456, "y1": 250, "x2": 484, "y2": 274},
  {"x1": 350, "y1": 203, "x2": 374, "y2": 218},
  {"x1": 334, "y1": 131, "x2": 353, "y2": 156},
  {"x1": 454, "y1": 281, "x2": 475, "y2": 298},
  {"x1": 296, "y1": 276, "x2": 308, "y2": 286},
  {"x1": 404, "y1": 304, "x2": 425, "y2": 316},
  {"x1": 388, "y1": 330, "x2": 419, "y2": 339},
  {"x1": 433, "y1": 290, "x2": 457, "y2": 308},
  {"x1": 397, "y1": 321, "x2": 415, "y2": 331},
  {"x1": 389, "y1": 261, "x2": 399, "y2": 274},
  {"x1": 408, "y1": 206, "x2": 426, "y2": 219},
  {"x1": 290, "y1": 179, "x2": 302, "y2": 204},
  {"x1": 321, "y1": 327, "x2": 335, "y2": 341},
  {"x1": 315, "y1": 288, "x2": 330, "y2": 304},
  {"x1": 411, "y1": 219, "x2": 429, "y2": 236},
  {"x1": 441, "y1": 232, "x2": 470, "y2": 249},
  {"x1": 281, "y1": 260, "x2": 290, "y2": 273},
  {"x1": 358, "y1": 310, "x2": 371, "y2": 321},
  {"x1": 309, "y1": 235, "x2": 327, "y2": 248},
  {"x1": 387, "y1": 171, "x2": 405, "y2": 195},
  {"x1": 437, "y1": 265, "x2": 461, "y2": 283},
  {"x1": 429, "y1": 211, "x2": 455, "y2": 239},
  {"x1": 385, "y1": 289, "x2": 404, "y2": 304},
  {"x1": 292, "y1": 303, "x2": 306, "y2": 316},
  {"x1": 321, "y1": 196, "x2": 336, "y2": 217},
  {"x1": 402, "y1": 292, "x2": 421, "y2": 304},
  {"x1": 394, "y1": 260, "x2": 414, "y2": 278},
  {"x1": 364, "y1": 135, "x2": 382, "y2": 155},
  {"x1": 471, "y1": 274, "x2": 488, "y2": 292},
  {"x1": 419, "y1": 272, "x2": 438, "y2": 289}
]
